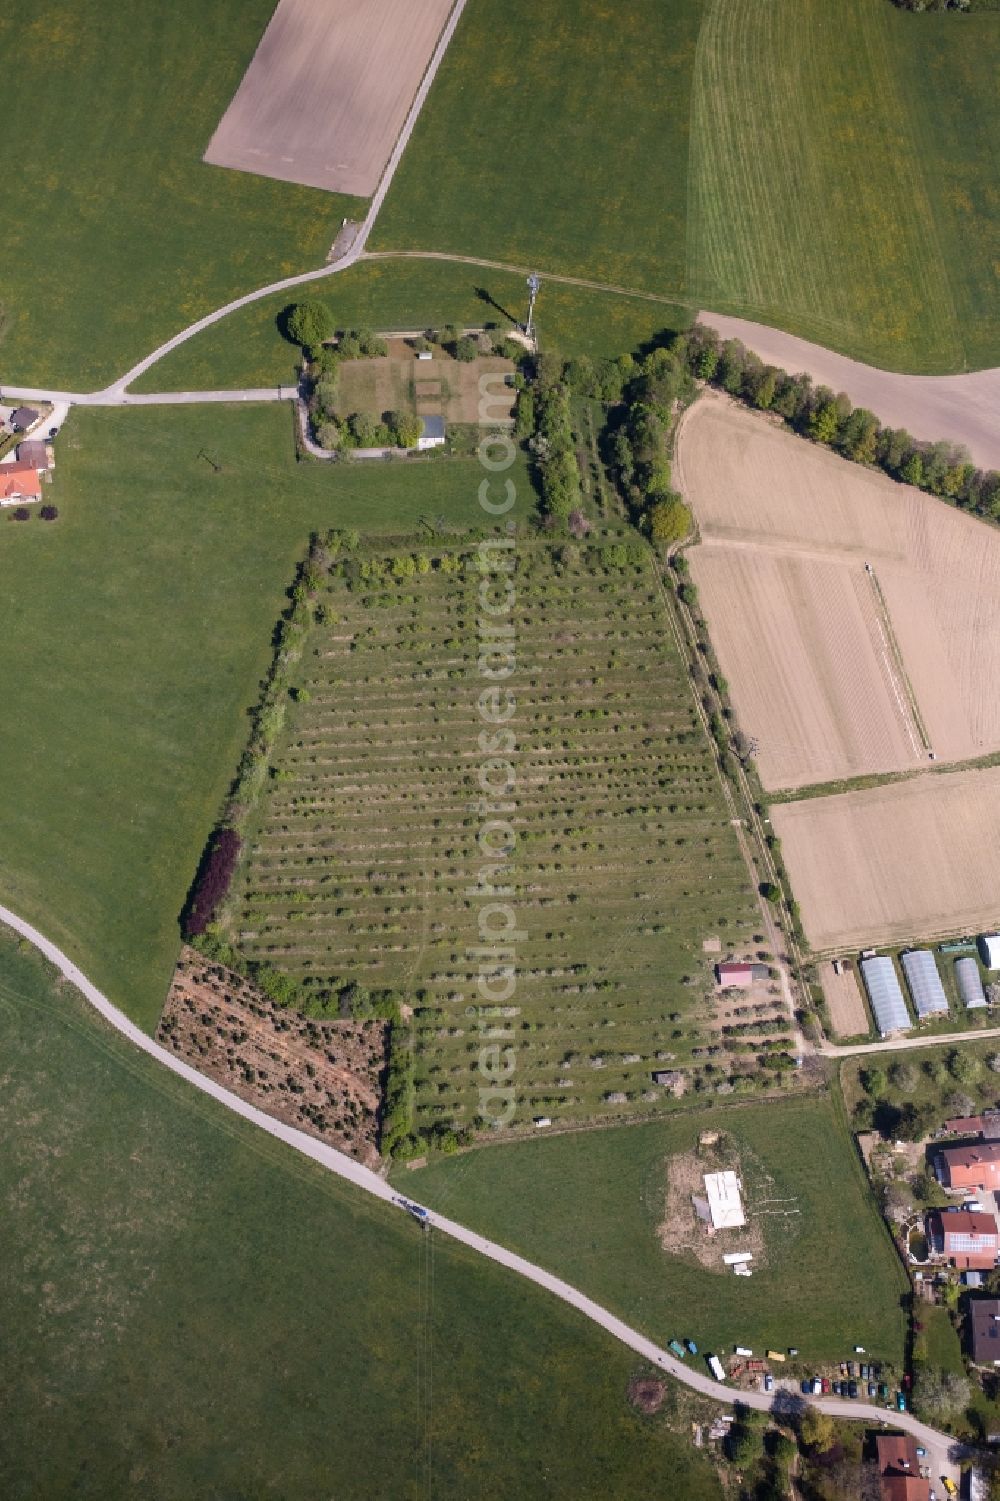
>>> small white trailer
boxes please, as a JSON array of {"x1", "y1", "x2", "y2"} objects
[{"x1": 708, "y1": 1355, "x2": 727, "y2": 1383}]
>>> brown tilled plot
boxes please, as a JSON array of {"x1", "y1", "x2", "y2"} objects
[
  {"x1": 204, "y1": 0, "x2": 455, "y2": 196},
  {"x1": 770, "y1": 766, "x2": 1000, "y2": 952},
  {"x1": 679, "y1": 392, "x2": 1000, "y2": 789},
  {"x1": 819, "y1": 961, "x2": 868, "y2": 1038}
]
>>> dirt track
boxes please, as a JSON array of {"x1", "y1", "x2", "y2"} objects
[
  {"x1": 700, "y1": 312, "x2": 1000, "y2": 471},
  {"x1": 771, "y1": 766, "x2": 1000, "y2": 952},
  {"x1": 678, "y1": 393, "x2": 1000, "y2": 788},
  {"x1": 204, "y1": 0, "x2": 456, "y2": 196}
]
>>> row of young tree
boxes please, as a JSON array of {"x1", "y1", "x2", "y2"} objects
[
  {"x1": 683, "y1": 323, "x2": 1000, "y2": 519},
  {"x1": 891, "y1": 0, "x2": 998, "y2": 11}
]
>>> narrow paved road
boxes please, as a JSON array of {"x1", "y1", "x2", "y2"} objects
[
  {"x1": 0, "y1": 901, "x2": 966, "y2": 1485},
  {"x1": 822, "y1": 1026, "x2": 1000, "y2": 1058}
]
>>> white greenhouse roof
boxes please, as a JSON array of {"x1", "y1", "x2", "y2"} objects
[
  {"x1": 901, "y1": 949, "x2": 948, "y2": 1018},
  {"x1": 956, "y1": 957, "x2": 987, "y2": 1009},
  {"x1": 981, "y1": 934, "x2": 1000, "y2": 971},
  {"x1": 704, "y1": 1171, "x2": 746, "y2": 1230},
  {"x1": 860, "y1": 956, "x2": 912, "y2": 1037}
]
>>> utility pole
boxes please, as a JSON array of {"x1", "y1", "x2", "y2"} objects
[{"x1": 525, "y1": 273, "x2": 540, "y2": 342}]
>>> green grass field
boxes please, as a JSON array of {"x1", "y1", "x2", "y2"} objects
[
  {"x1": 391, "y1": 1095, "x2": 909, "y2": 1366},
  {"x1": 371, "y1": 0, "x2": 704, "y2": 297},
  {"x1": 129, "y1": 258, "x2": 690, "y2": 392},
  {"x1": 223, "y1": 539, "x2": 770, "y2": 1134},
  {"x1": 373, "y1": 0, "x2": 1000, "y2": 373},
  {"x1": 0, "y1": 929, "x2": 724, "y2": 1500},
  {"x1": 0, "y1": 404, "x2": 525, "y2": 1030},
  {"x1": 0, "y1": 0, "x2": 358, "y2": 388}
]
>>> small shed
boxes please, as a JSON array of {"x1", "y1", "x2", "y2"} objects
[
  {"x1": 980, "y1": 934, "x2": 1000, "y2": 971},
  {"x1": 16, "y1": 439, "x2": 52, "y2": 471},
  {"x1": 956, "y1": 957, "x2": 987, "y2": 1009},
  {"x1": 717, "y1": 962, "x2": 753, "y2": 988},
  {"x1": 417, "y1": 414, "x2": 445, "y2": 451}
]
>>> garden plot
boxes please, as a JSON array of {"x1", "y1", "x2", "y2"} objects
[
  {"x1": 225, "y1": 543, "x2": 771, "y2": 1133},
  {"x1": 334, "y1": 343, "x2": 516, "y2": 426},
  {"x1": 204, "y1": 0, "x2": 455, "y2": 196},
  {"x1": 770, "y1": 766, "x2": 1000, "y2": 953},
  {"x1": 679, "y1": 393, "x2": 1000, "y2": 789},
  {"x1": 159, "y1": 949, "x2": 386, "y2": 1162},
  {"x1": 819, "y1": 961, "x2": 868, "y2": 1039}
]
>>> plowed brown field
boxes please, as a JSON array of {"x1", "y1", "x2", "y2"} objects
[
  {"x1": 770, "y1": 766, "x2": 1000, "y2": 952},
  {"x1": 678, "y1": 393, "x2": 1000, "y2": 790},
  {"x1": 204, "y1": 0, "x2": 455, "y2": 196}
]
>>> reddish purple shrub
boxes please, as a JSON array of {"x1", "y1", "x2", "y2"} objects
[
  {"x1": 183, "y1": 827, "x2": 241, "y2": 937},
  {"x1": 568, "y1": 509, "x2": 592, "y2": 538},
  {"x1": 40, "y1": 504, "x2": 59, "y2": 521},
  {"x1": 9, "y1": 507, "x2": 30, "y2": 522}
]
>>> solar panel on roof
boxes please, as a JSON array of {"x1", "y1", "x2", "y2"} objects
[
  {"x1": 901, "y1": 949, "x2": 948, "y2": 1019},
  {"x1": 956, "y1": 957, "x2": 987, "y2": 1009},
  {"x1": 860, "y1": 957, "x2": 911, "y2": 1037}
]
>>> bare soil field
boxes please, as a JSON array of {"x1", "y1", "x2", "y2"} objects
[
  {"x1": 700, "y1": 313, "x2": 1000, "y2": 472},
  {"x1": 679, "y1": 393, "x2": 1000, "y2": 788},
  {"x1": 158, "y1": 949, "x2": 387, "y2": 1163},
  {"x1": 770, "y1": 766, "x2": 1000, "y2": 953},
  {"x1": 819, "y1": 961, "x2": 868, "y2": 1039},
  {"x1": 204, "y1": 0, "x2": 455, "y2": 196}
]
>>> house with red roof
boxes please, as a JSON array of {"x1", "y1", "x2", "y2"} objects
[
  {"x1": 0, "y1": 465, "x2": 42, "y2": 504},
  {"x1": 929, "y1": 1208, "x2": 999, "y2": 1270},
  {"x1": 875, "y1": 1434, "x2": 929, "y2": 1501},
  {"x1": 936, "y1": 1140, "x2": 1000, "y2": 1193}
]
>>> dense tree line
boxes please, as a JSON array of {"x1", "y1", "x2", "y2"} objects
[
  {"x1": 524, "y1": 354, "x2": 584, "y2": 520},
  {"x1": 890, "y1": 0, "x2": 998, "y2": 11},
  {"x1": 600, "y1": 346, "x2": 694, "y2": 542},
  {"x1": 683, "y1": 323, "x2": 1000, "y2": 520},
  {"x1": 183, "y1": 829, "x2": 241, "y2": 938}
]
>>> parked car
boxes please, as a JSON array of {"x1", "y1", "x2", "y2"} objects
[
  {"x1": 685, "y1": 1339, "x2": 698, "y2": 1355},
  {"x1": 896, "y1": 1391, "x2": 907, "y2": 1412},
  {"x1": 839, "y1": 1361, "x2": 848, "y2": 1376},
  {"x1": 832, "y1": 1381, "x2": 841, "y2": 1395},
  {"x1": 860, "y1": 1363, "x2": 869, "y2": 1380},
  {"x1": 848, "y1": 1381, "x2": 859, "y2": 1399},
  {"x1": 811, "y1": 1378, "x2": 822, "y2": 1396},
  {"x1": 942, "y1": 1479, "x2": 958, "y2": 1498},
  {"x1": 846, "y1": 1361, "x2": 856, "y2": 1378},
  {"x1": 763, "y1": 1373, "x2": 773, "y2": 1392},
  {"x1": 878, "y1": 1383, "x2": 889, "y2": 1400},
  {"x1": 868, "y1": 1382, "x2": 878, "y2": 1398},
  {"x1": 916, "y1": 1446, "x2": 926, "y2": 1459},
  {"x1": 821, "y1": 1377, "x2": 830, "y2": 1393},
  {"x1": 48, "y1": 427, "x2": 58, "y2": 438},
  {"x1": 801, "y1": 1379, "x2": 812, "y2": 1395}
]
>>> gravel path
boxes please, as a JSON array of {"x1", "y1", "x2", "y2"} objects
[
  {"x1": 0, "y1": 901, "x2": 967, "y2": 1487},
  {"x1": 700, "y1": 312, "x2": 1000, "y2": 470}
]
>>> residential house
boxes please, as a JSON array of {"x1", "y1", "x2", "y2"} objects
[
  {"x1": 875, "y1": 1434, "x2": 929, "y2": 1501},
  {"x1": 0, "y1": 465, "x2": 42, "y2": 504},
  {"x1": 16, "y1": 439, "x2": 52, "y2": 472},
  {"x1": 10, "y1": 406, "x2": 39, "y2": 432},
  {"x1": 970, "y1": 1299, "x2": 1000, "y2": 1367},
  {"x1": 929, "y1": 1208, "x2": 999, "y2": 1270},
  {"x1": 936, "y1": 1140, "x2": 1000, "y2": 1193}
]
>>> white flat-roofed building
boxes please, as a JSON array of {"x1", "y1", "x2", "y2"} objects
[
  {"x1": 980, "y1": 934, "x2": 1000, "y2": 971},
  {"x1": 704, "y1": 1170, "x2": 746, "y2": 1230}
]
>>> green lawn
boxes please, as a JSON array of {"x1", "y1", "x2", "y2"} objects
[
  {"x1": 392, "y1": 1096, "x2": 909, "y2": 1366},
  {"x1": 0, "y1": 404, "x2": 527, "y2": 1030},
  {"x1": 129, "y1": 257, "x2": 691, "y2": 392},
  {"x1": 0, "y1": 929, "x2": 723, "y2": 1500},
  {"x1": 0, "y1": 0, "x2": 359, "y2": 388},
  {"x1": 371, "y1": 0, "x2": 704, "y2": 298},
  {"x1": 373, "y1": 0, "x2": 1000, "y2": 373}
]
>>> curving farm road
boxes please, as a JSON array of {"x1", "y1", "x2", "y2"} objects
[{"x1": 0, "y1": 901, "x2": 966, "y2": 1486}]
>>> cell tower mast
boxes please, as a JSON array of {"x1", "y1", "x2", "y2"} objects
[{"x1": 525, "y1": 273, "x2": 540, "y2": 342}]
